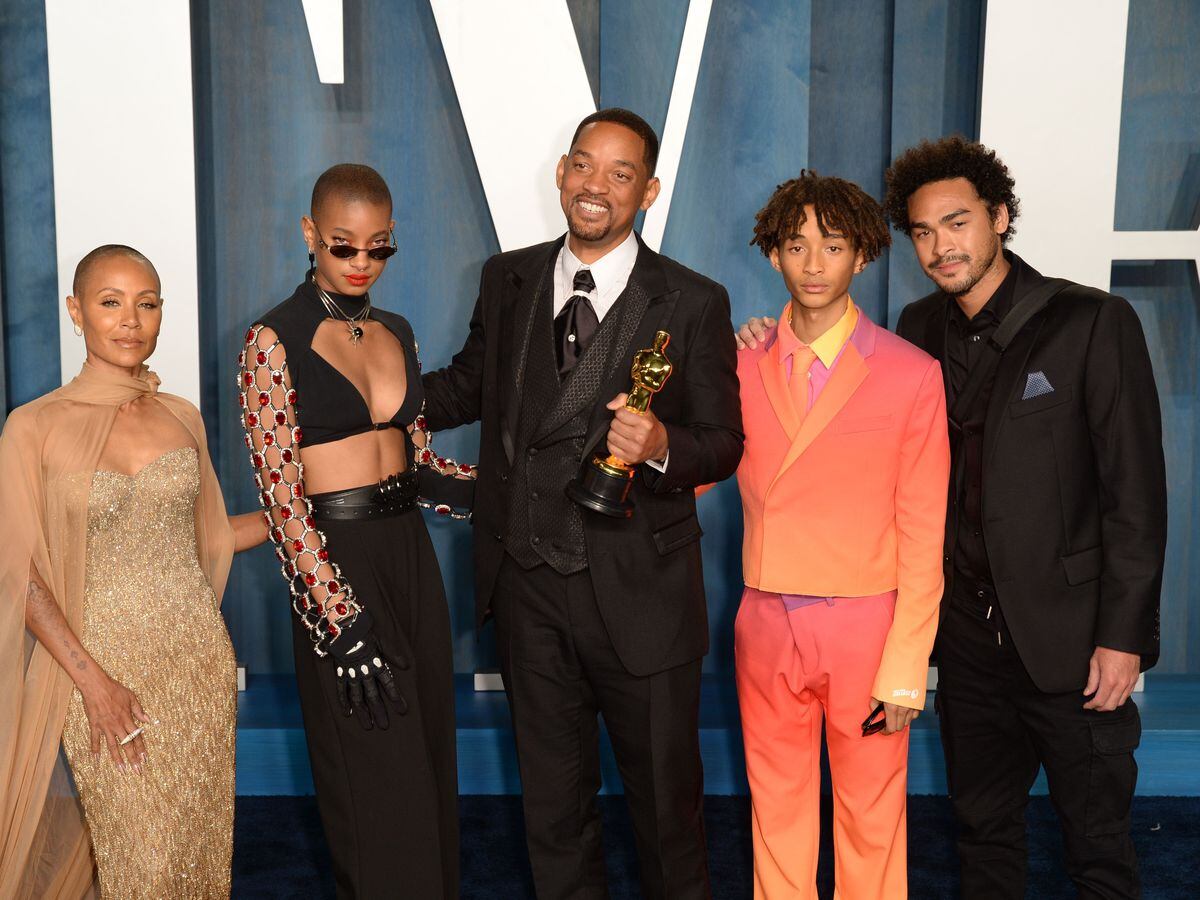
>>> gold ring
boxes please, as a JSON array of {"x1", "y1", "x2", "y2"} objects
[{"x1": 118, "y1": 727, "x2": 143, "y2": 746}]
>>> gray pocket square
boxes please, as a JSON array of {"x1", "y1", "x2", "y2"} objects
[{"x1": 1022, "y1": 371, "x2": 1054, "y2": 400}]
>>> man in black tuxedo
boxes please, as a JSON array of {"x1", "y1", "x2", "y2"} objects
[
  {"x1": 422, "y1": 108, "x2": 741, "y2": 899},
  {"x1": 884, "y1": 137, "x2": 1166, "y2": 899}
]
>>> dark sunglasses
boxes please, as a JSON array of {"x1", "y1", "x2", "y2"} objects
[
  {"x1": 314, "y1": 225, "x2": 398, "y2": 261},
  {"x1": 861, "y1": 704, "x2": 887, "y2": 736}
]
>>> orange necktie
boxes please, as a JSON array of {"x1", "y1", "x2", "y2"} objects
[{"x1": 789, "y1": 346, "x2": 818, "y2": 425}]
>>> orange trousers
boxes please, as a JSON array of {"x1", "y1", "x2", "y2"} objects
[{"x1": 735, "y1": 587, "x2": 909, "y2": 899}]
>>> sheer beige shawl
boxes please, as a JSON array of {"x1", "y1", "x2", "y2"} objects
[{"x1": 0, "y1": 362, "x2": 234, "y2": 898}]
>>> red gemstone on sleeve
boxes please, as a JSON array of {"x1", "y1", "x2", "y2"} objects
[
  {"x1": 304, "y1": 573, "x2": 317, "y2": 587},
  {"x1": 252, "y1": 452, "x2": 264, "y2": 468},
  {"x1": 274, "y1": 410, "x2": 287, "y2": 426},
  {"x1": 458, "y1": 463, "x2": 474, "y2": 475},
  {"x1": 258, "y1": 392, "x2": 270, "y2": 407},
  {"x1": 317, "y1": 548, "x2": 329, "y2": 562},
  {"x1": 326, "y1": 621, "x2": 340, "y2": 637},
  {"x1": 271, "y1": 527, "x2": 284, "y2": 542},
  {"x1": 280, "y1": 448, "x2": 294, "y2": 464},
  {"x1": 246, "y1": 412, "x2": 259, "y2": 427},
  {"x1": 256, "y1": 350, "x2": 268, "y2": 365},
  {"x1": 242, "y1": 372, "x2": 254, "y2": 387},
  {"x1": 292, "y1": 427, "x2": 303, "y2": 443},
  {"x1": 245, "y1": 328, "x2": 256, "y2": 343},
  {"x1": 334, "y1": 602, "x2": 348, "y2": 616},
  {"x1": 263, "y1": 431, "x2": 275, "y2": 446},
  {"x1": 292, "y1": 539, "x2": 305, "y2": 553},
  {"x1": 327, "y1": 580, "x2": 340, "y2": 594},
  {"x1": 272, "y1": 371, "x2": 284, "y2": 385},
  {"x1": 291, "y1": 483, "x2": 304, "y2": 498},
  {"x1": 286, "y1": 390, "x2": 298, "y2": 405},
  {"x1": 280, "y1": 507, "x2": 293, "y2": 520},
  {"x1": 304, "y1": 515, "x2": 316, "y2": 529},
  {"x1": 269, "y1": 471, "x2": 283, "y2": 484}
]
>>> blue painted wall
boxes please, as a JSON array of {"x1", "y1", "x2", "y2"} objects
[{"x1": 1, "y1": 1, "x2": 1197, "y2": 681}]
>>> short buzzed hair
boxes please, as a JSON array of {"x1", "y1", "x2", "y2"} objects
[
  {"x1": 72, "y1": 244, "x2": 159, "y2": 297},
  {"x1": 569, "y1": 108, "x2": 660, "y2": 175},
  {"x1": 310, "y1": 163, "x2": 393, "y2": 219}
]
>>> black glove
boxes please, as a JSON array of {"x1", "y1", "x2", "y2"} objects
[{"x1": 327, "y1": 608, "x2": 409, "y2": 730}]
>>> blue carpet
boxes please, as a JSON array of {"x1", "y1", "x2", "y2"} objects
[{"x1": 231, "y1": 795, "x2": 1198, "y2": 898}]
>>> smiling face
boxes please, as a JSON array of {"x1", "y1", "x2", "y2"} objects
[
  {"x1": 906, "y1": 176, "x2": 1009, "y2": 297},
  {"x1": 769, "y1": 205, "x2": 865, "y2": 316},
  {"x1": 556, "y1": 121, "x2": 660, "y2": 262},
  {"x1": 66, "y1": 254, "x2": 163, "y2": 374},
  {"x1": 302, "y1": 197, "x2": 396, "y2": 296}
]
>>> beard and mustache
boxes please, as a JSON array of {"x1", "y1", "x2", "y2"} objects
[
  {"x1": 927, "y1": 236, "x2": 1002, "y2": 296},
  {"x1": 566, "y1": 194, "x2": 613, "y2": 243}
]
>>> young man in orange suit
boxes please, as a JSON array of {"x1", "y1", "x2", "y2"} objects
[{"x1": 733, "y1": 172, "x2": 950, "y2": 898}]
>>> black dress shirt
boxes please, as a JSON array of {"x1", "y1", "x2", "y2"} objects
[{"x1": 945, "y1": 262, "x2": 1018, "y2": 585}]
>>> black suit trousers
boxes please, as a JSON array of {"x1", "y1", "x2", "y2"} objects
[
  {"x1": 492, "y1": 554, "x2": 710, "y2": 900},
  {"x1": 936, "y1": 580, "x2": 1141, "y2": 900}
]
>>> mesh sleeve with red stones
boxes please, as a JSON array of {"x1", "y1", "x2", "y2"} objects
[{"x1": 237, "y1": 324, "x2": 358, "y2": 656}]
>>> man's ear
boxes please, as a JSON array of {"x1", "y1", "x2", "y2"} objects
[
  {"x1": 555, "y1": 155, "x2": 567, "y2": 191},
  {"x1": 768, "y1": 246, "x2": 783, "y2": 273},
  {"x1": 991, "y1": 202, "x2": 1011, "y2": 237},
  {"x1": 854, "y1": 249, "x2": 867, "y2": 274},
  {"x1": 640, "y1": 176, "x2": 661, "y2": 211}
]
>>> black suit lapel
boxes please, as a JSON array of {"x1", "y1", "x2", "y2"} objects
[
  {"x1": 983, "y1": 258, "x2": 1053, "y2": 468},
  {"x1": 580, "y1": 242, "x2": 677, "y2": 458},
  {"x1": 500, "y1": 240, "x2": 560, "y2": 465}
]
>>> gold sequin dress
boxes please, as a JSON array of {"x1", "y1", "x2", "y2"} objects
[{"x1": 61, "y1": 447, "x2": 237, "y2": 899}]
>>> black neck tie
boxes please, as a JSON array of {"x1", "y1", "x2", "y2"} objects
[{"x1": 554, "y1": 267, "x2": 599, "y2": 379}]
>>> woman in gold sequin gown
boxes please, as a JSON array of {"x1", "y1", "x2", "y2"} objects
[
  {"x1": 0, "y1": 246, "x2": 265, "y2": 899},
  {"x1": 60, "y1": 446, "x2": 240, "y2": 897}
]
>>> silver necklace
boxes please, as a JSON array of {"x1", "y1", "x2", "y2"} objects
[{"x1": 316, "y1": 286, "x2": 371, "y2": 345}]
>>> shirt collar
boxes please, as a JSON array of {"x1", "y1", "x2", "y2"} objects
[
  {"x1": 777, "y1": 297, "x2": 859, "y2": 369},
  {"x1": 561, "y1": 230, "x2": 639, "y2": 296}
]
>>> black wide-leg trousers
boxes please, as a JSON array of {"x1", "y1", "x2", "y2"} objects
[
  {"x1": 935, "y1": 579, "x2": 1141, "y2": 900},
  {"x1": 492, "y1": 554, "x2": 711, "y2": 900},
  {"x1": 292, "y1": 509, "x2": 459, "y2": 900}
]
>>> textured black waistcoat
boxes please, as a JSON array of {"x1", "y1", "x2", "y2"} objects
[{"x1": 505, "y1": 273, "x2": 634, "y2": 574}]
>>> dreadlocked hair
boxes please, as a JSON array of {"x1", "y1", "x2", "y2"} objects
[
  {"x1": 884, "y1": 136, "x2": 1020, "y2": 243},
  {"x1": 750, "y1": 170, "x2": 891, "y2": 262}
]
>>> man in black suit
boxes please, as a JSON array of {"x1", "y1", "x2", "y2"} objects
[
  {"x1": 422, "y1": 108, "x2": 742, "y2": 899},
  {"x1": 883, "y1": 137, "x2": 1166, "y2": 899}
]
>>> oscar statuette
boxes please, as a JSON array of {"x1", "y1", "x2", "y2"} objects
[{"x1": 566, "y1": 330, "x2": 673, "y2": 518}]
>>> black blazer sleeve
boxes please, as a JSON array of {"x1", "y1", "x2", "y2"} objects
[
  {"x1": 422, "y1": 262, "x2": 490, "y2": 432},
  {"x1": 642, "y1": 282, "x2": 743, "y2": 492},
  {"x1": 1083, "y1": 295, "x2": 1166, "y2": 658}
]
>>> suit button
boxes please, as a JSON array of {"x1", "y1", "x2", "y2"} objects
[
  {"x1": 500, "y1": 473, "x2": 508, "y2": 483},
  {"x1": 528, "y1": 448, "x2": 538, "y2": 458},
  {"x1": 532, "y1": 536, "x2": 541, "y2": 546},
  {"x1": 530, "y1": 492, "x2": 539, "y2": 502},
  {"x1": 493, "y1": 532, "x2": 502, "y2": 541}
]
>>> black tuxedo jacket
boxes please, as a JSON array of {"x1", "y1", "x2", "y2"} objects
[
  {"x1": 422, "y1": 234, "x2": 743, "y2": 676},
  {"x1": 897, "y1": 253, "x2": 1166, "y2": 693}
]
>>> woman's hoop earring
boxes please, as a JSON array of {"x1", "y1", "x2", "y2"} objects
[{"x1": 73, "y1": 322, "x2": 83, "y2": 337}]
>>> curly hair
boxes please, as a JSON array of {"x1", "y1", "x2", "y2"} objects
[
  {"x1": 750, "y1": 170, "x2": 890, "y2": 263},
  {"x1": 884, "y1": 136, "x2": 1020, "y2": 242}
]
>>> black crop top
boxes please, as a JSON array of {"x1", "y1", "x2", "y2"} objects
[{"x1": 257, "y1": 277, "x2": 424, "y2": 448}]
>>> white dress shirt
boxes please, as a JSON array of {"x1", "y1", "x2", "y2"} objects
[{"x1": 553, "y1": 229, "x2": 639, "y2": 320}]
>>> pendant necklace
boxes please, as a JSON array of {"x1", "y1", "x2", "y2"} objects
[{"x1": 316, "y1": 286, "x2": 371, "y2": 345}]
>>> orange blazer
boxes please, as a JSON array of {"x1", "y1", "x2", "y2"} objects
[{"x1": 736, "y1": 312, "x2": 950, "y2": 708}]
